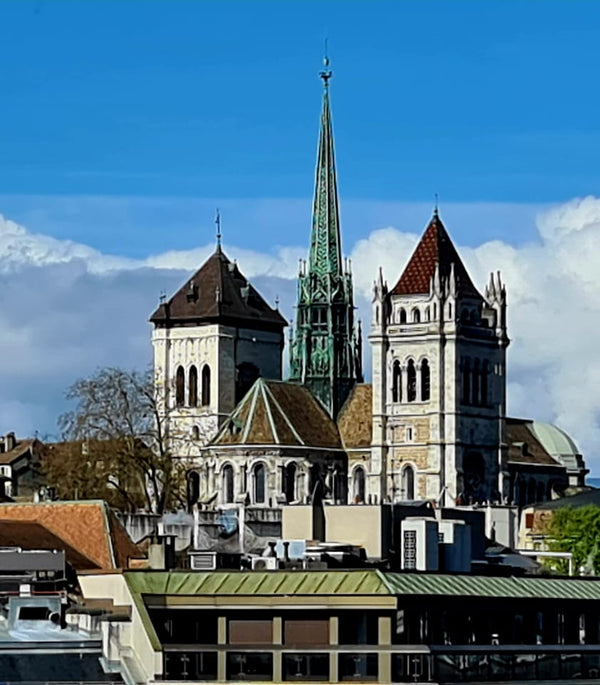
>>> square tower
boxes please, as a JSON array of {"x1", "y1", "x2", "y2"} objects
[
  {"x1": 370, "y1": 212, "x2": 509, "y2": 507},
  {"x1": 150, "y1": 245, "x2": 287, "y2": 455}
]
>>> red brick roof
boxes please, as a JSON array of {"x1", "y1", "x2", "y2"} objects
[
  {"x1": 0, "y1": 501, "x2": 139, "y2": 570},
  {"x1": 150, "y1": 247, "x2": 287, "y2": 332},
  {"x1": 0, "y1": 520, "x2": 99, "y2": 570},
  {"x1": 391, "y1": 213, "x2": 482, "y2": 298}
]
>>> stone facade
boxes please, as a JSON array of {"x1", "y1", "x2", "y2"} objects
[
  {"x1": 369, "y1": 213, "x2": 509, "y2": 507},
  {"x1": 152, "y1": 322, "x2": 283, "y2": 454}
]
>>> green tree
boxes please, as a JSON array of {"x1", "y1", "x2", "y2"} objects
[{"x1": 546, "y1": 505, "x2": 600, "y2": 575}]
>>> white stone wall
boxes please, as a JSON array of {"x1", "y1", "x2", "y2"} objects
[
  {"x1": 152, "y1": 323, "x2": 283, "y2": 456},
  {"x1": 370, "y1": 278, "x2": 508, "y2": 507}
]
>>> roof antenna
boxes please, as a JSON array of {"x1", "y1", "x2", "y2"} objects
[
  {"x1": 433, "y1": 193, "x2": 439, "y2": 217},
  {"x1": 320, "y1": 38, "x2": 332, "y2": 87},
  {"x1": 215, "y1": 208, "x2": 222, "y2": 250}
]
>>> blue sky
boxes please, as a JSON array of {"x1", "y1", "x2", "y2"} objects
[
  {"x1": 5, "y1": 1, "x2": 600, "y2": 468},
  {"x1": 2, "y1": 1, "x2": 600, "y2": 253}
]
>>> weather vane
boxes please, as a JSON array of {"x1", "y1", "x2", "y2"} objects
[{"x1": 320, "y1": 38, "x2": 332, "y2": 87}]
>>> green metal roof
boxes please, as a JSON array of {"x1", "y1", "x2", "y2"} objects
[
  {"x1": 125, "y1": 569, "x2": 389, "y2": 597},
  {"x1": 383, "y1": 573, "x2": 600, "y2": 601}
]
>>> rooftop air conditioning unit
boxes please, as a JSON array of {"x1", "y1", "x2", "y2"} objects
[
  {"x1": 190, "y1": 552, "x2": 217, "y2": 571},
  {"x1": 251, "y1": 556, "x2": 278, "y2": 571}
]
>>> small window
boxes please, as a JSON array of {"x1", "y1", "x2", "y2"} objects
[
  {"x1": 424, "y1": 307, "x2": 430, "y2": 322},
  {"x1": 405, "y1": 427, "x2": 413, "y2": 442},
  {"x1": 420, "y1": 359, "x2": 430, "y2": 401},
  {"x1": 412, "y1": 308, "x2": 420, "y2": 323},
  {"x1": 406, "y1": 360, "x2": 416, "y2": 402},
  {"x1": 201, "y1": 365, "x2": 211, "y2": 407},
  {"x1": 399, "y1": 308, "x2": 407, "y2": 324},
  {"x1": 353, "y1": 467, "x2": 366, "y2": 504},
  {"x1": 392, "y1": 360, "x2": 402, "y2": 403},
  {"x1": 401, "y1": 465, "x2": 415, "y2": 500},
  {"x1": 175, "y1": 366, "x2": 185, "y2": 407},
  {"x1": 253, "y1": 463, "x2": 266, "y2": 504},
  {"x1": 188, "y1": 365, "x2": 198, "y2": 407},
  {"x1": 311, "y1": 308, "x2": 327, "y2": 332},
  {"x1": 284, "y1": 462, "x2": 297, "y2": 503},
  {"x1": 223, "y1": 464, "x2": 234, "y2": 504},
  {"x1": 192, "y1": 425, "x2": 200, "y2": 440}
]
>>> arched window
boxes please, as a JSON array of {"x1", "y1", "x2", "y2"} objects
[
  {"x1": 424, "y1": 307, "x2": 430, "y2": 322},
  {"x1": 462, "y1": 360, "x2": 471, "y2": 405},
  {"x1": 253, "y1": 463, "x2": 265, "y2": 504},
  {"x1": 399, "y1": 308, "x2": 407, "y2": 324},
  {"x1": 188, "y1": 365, "x2": 198, "y2": 407},
  {"x1": 481, "y1": 361, "x2": 489, "y2": 406},
  {"x1": 407, "y1": 359, "x2": 417, "y2": 402},
  {"x1": 463, "y1": 452, "x2": 484, "y2": 502},
  {"x1": 223, "y1": 464, "x2": 234, "y2": 504},
  {"x1": 353, "y1": 467, "x2": 366, "y2": 504},
  {"x1": 175, "y1": 366, "x2": 185, "y2": 407},
  {"x1": 420, "y1": 359, "x2": 430, "y2": 401},
  {"x1": 472, "y1": 359, "x2": 480, "y2": 406},
  {"x1": 412, "y1": 308, "x2": 421, "y2": 323},
  {"x1": 401, "y1": 465, "x2": 415, "y2": 500},
  {"x1": 192, "y1": 425, "x2": 200, "y2": 441},
  {"x1": 187, "y1": 471, "x2": 200, "y2": 507},
  {"x1": 392, "y1": 361, "x2": 402, "y2": 403},
  {"x1": 201, "y1": 365, "x2": 211, "y2": 407},
  {"x1": 284, "y1": 462, "x2": 297, "y2": 503}
]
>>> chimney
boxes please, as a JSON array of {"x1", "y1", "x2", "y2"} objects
[{"x1": 4, "y1": 433, "x2": 16, "y2": 452}]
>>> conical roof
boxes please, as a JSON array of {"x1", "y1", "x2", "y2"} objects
[
  {"x1": 212, "y1": 379, "x2": 342, "y2": 449},
  {"x1": 150, "y1": 248, "x2": 287, "y2": 331},
  {"x1": 391, "y1": 213, "x2": 482, "y2": 299}
]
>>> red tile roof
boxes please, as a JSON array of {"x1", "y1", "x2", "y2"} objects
[
  {"x1": 391, "y1": 213, "x2": 482, "y2": 298},
  {"x1": 0, "y1": 501, "x2": 139, "y2": 570},
  {"x1": 0, "y1": 520, "x2": 99, "y2": 570}
]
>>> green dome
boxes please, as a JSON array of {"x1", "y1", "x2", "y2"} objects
[{"x1": 530, "y1": 422, "x2": 581, "y2": 471}]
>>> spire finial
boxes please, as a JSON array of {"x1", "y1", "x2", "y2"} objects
[
  {"x1": 434, "y1": 193, "x2": 439, "y2": 217},
  {"x1": 215, "y1": 208, "x2": 222, "y2": 248},
  {"x1": 319, "y1": 39, "x2": 332, "y2": 87}
]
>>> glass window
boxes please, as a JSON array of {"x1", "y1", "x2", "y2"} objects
[
  {"x1": 339, "y1": 653, "x2": 378, "y2": 681},
  {"x1": 227, "y1": 652, "x2": 273, "y2": 681},
  {"x1": 283, "y1": 653, "x2": 329, "y2": 681}
]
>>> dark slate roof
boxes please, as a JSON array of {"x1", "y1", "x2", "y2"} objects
[
  {"x1": 337, "y1": 384, "x2": 373, "y2": 449},
  {"x1": 150, "y1": 247, "x2": 287, "y2": 331},
  {"x1": 0, "y1": 438, "x2": 41, "y2": 466},
  {"x1": 533, "y1": 488, "x2": 600, "y2": 510},
  {"x1": 506, "y1": 418, "x2": 563, "y2": 467},
  {"x1": 391, "y1": 213, "x2": 482, "y2": 298},
  {"x1": 212, "y1": 379, "x2": 342, "y2": 449}
]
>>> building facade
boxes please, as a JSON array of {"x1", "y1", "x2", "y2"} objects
[
  {"x1": 150, "y1": 247, "x2": 286, "y2": 452},
  {"x1": 369, "y1": 211, "x2": 510, "y2": 507}
]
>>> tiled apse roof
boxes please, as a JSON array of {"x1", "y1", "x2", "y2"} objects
[{"x1": 212, "y1": 379, "x2": 342, "y2": 449}]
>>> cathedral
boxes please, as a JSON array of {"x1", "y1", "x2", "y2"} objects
[{"x1": 150, "y1": 66, "x2": 587, "y2": 514}]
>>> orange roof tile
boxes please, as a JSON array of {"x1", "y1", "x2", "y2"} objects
[
  {"x1": 0, "y1": 501, "x2": 139, "y2": 570},
  {"x1": 391, "y1": 213, "x2": 481, "y2": 298}
]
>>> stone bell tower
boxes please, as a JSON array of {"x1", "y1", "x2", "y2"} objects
[{"x1": 370, "y1": 210, "x2": 509, "y2": 506}]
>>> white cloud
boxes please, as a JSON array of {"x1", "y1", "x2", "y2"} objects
[{"x1": 1, "y1": 200, "x2": 600, "y2": 473}]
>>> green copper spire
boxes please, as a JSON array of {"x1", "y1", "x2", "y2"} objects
[{"x1": 289, "y1": 59, "x2": 363, "y2": 418}]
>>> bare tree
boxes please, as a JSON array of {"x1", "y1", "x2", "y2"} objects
[{"x1": 48, "y1": 367, "x2": 190, "y2": 514}]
